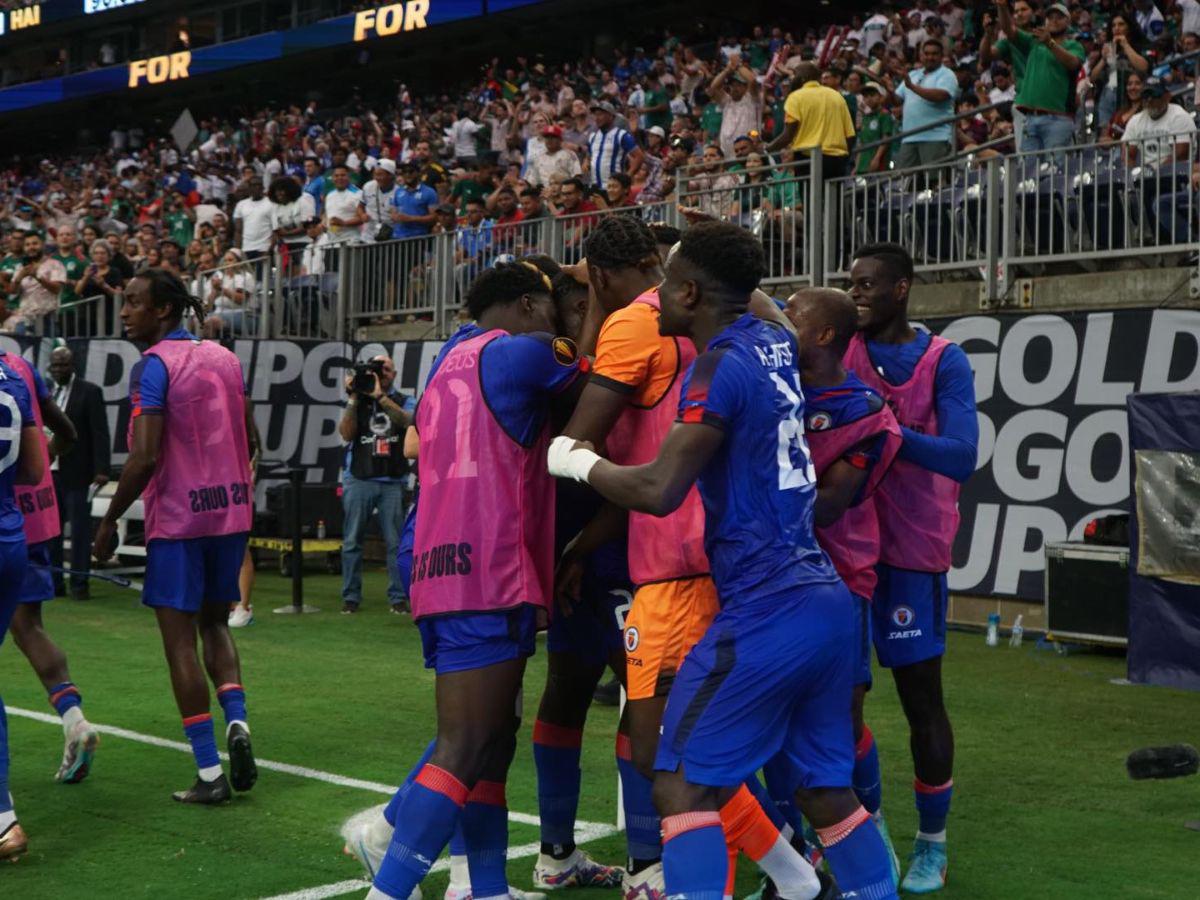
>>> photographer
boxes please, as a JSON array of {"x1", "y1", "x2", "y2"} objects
[{"x1": 338, "y1": 355, "x2": 415, "y2": 615}]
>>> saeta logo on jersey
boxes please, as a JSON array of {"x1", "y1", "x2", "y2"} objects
[
  {"x1": 807, "y1": 412, "x2": 832, "y2": 432},
  {"x1": 888, "y1": 605, "x2": 923, "y2": 641},
  {"x1": 624, "y1": 626, "x2": 640, "y2": 654}
]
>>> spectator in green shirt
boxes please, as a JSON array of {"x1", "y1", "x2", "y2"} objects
[
  {"x1": 50, "y1": 226, "x2": 88, "y2": 307},
  {"x1": 856, "y1": 84, "x2": 898, "y2": 174},
  {"x1": 641, "y1": 74, "x2": 672, "y2": 132},
  {"x1": 995, "y1": 0, "x2": 1084, "y2": 152},
  {"x1": 699, "y1": 99, "x2": 723, "y2": 145},
  {"x1": 164, "y1": 193, "x2": 196, "y2": 248},
  {"x1": 450, "y1": 160, "x2": 498, "y2": 214}
]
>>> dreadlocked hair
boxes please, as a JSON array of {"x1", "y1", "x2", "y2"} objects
[
  {"x1": 466, "y1": 262, "x2": 551, "y2": 321},
  {"x1": 138, "y1": 267, "x2": 206, "y2": 325},
  {"x1": 583, "y1": 213, "x2": 658, "y2": 271}
]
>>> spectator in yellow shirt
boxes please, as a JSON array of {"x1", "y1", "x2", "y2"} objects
[{"x1": 767, "y1": 62, "x2": 857, "y2": 178}]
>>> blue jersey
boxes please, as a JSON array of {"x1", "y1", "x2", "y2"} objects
[
  {"x1": 864, "y1": 330, "x2": 977, "y2": 483},
  {"x1": 128, "y1": 327, "x2": 195, "y2": 415},
  {"x1": 804, "y1": 371, "x2": 889, "y2": 479},
  {"x1": 0, "y1": 359, "x2": 34, "y2": 543},
  {"x1": 678, "y1": 314, "x2": 839, "y2": 606}
]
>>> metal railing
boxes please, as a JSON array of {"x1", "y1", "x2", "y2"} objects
[
  {"x1": 55, "y1": 293, "x2": 121, "y2": 338},
  {"x1": 337, "y1": 202, "x2": 675, "y2": 334}
]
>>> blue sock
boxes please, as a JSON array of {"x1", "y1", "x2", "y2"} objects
[
  {"x1": 661, "y1": 813, "x2": 727, "y2": 900},
  {"x1": 461, "y1": 781, "x2": 509, "y2": 898},
  {"x1": 616, "y1": 734, "x2": 661, "y2": 863},
  {"x1": 216, "y1": 683, "x2": 247, "y2": 728},
  {"x1": 374, "y1": 765, "x2": 467, "y2": 899},
  {"x1": 449, "y1": 823, "x2": 467, "y2": 857},
  {"x1": 762, "y1": 754, "x2": 804, "y2": 839},
  {"x1": 854, "y1": 725, "x2": 883, "y2": 815},
  {"x1": 48, "y1": 682, "x2": 82, "y2": 717},
  {"x1": 914, "y1": 778, "x2": 953, "y2": 836},
  {"x1": 385, "y1": 738, "x2": 437, "y2": 827},
  {"x1": 0, "y1": 695, "x2": 10, "y2": 814},
  {"x1": 182, "y1": 714, "x2": 221, "y2": 777},
  {"x1": 533, "y1": 720, "x2": 582, "y2": 848},
  {"x1": 818, "y1": 809, "x2": 898, "y2": 900}
]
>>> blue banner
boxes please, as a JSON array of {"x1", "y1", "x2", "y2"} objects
[{"x1": 0, "y1": 0, "x2": 547, "y2": 112}]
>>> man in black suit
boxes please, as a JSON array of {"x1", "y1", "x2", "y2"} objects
[{"x1": 49, "y1": 346, "x2": 111, "y2": 601}]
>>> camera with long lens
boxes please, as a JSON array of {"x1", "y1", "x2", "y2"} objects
[{"x1": 351, "y1": 359, "x2": 386, "y2": 395}]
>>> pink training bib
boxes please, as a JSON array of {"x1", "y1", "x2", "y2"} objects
[
  {"x1": 807, "y1": 393, "x2": 901, "y2": 599},
  {"x1": 844, "y1": 332, "x2": 961, "y2": 573},
  {"x1": 131, "y1": 339, "x2": 252, "y2": 542},
  {"x1": 604, "y1": 290, "x2": 709, "y2": 587},
  {"x1": 4, "y1": 353, "x2": 59, "y2": 545},
  {"x1": 411, "y1": 330, "x2": 555, "y2": 620}
]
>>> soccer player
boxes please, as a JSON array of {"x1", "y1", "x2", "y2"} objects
[
  {"x1": 367, "y1": 263, "x2": 587, "y2": 900},
  {"x1": 92, "y1": 269, "x2": 257, "y2": 804},
  {"x1": 0, "y1": 356, "x2": 50, "y2": 861},
  {"x1": 1, "y1": 348, "x2": 101, "y2": 784},
  {"x1": 531, "y1": 269, "x2": 625, "y2": 890},
  {"x1": 844, "y1": 243, "x2": 978, "y2": 893},
  {"x1": 548, "y1": 221, "x2": 898, "y2": 900},
  {"x1": 560, "y1": 215, "x2": 818, "y2": 900},
  {"x1": 771, "y1": 287, "x2": 903, "y2": 880}
]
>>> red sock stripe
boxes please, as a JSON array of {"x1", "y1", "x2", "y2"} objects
[
  {"x1": 217, "y1": 683, "x2": 244, "y2": 695},
  {"x1": 815, "y1": 806, "x2": 870, "y2": 848},
  {"x1": 662, "y1": 811, "x2": 723, "y2": 843},
  {"x1": 414, "y1": 764, "x2": 469, "y2": 806},
  {"x1": 181, "y1": 713, "x2": 213, "y2": 728},
  {"x1": 615, "y1": 732, "x2": 633, "y2": 761},
  {"x1": 533, "y1": 719, "x2": 583, "y2": 749},
  {"x1": 48, "y1": 686, "x2": 80, "y2": 707},
  {"x1": 467, "y1": 780, "x2": 507, "y2": 806},
  {"x1": 855, "y1": 724, "x2": 875, "y2": 760},
  {"x1": 913, "y1": 778, "x2": 953, "y2": 795}
]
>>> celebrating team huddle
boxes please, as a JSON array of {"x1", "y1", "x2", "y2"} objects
[{"x1": 0, "y1": 214, "x2": 976, "y2": 900}]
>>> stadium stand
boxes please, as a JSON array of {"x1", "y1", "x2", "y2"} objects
[{"x1": 3, "y1": 1, "x2": 1200, "y2": 340}]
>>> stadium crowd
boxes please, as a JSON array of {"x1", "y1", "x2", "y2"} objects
[{"x1": 4, "y1": 1, "x2": 1200, "y2": 335}]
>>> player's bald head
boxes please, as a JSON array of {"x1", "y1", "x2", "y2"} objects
[{"x1": 786, "y1": 287, "x2": 859, "y2": 355}]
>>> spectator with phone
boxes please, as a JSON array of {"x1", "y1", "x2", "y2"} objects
[{"x1": 996, "y1": 0, "x2": 1085, "y2": 153}]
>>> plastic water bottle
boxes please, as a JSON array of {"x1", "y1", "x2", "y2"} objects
[
  {"x1": 1009, "y1": 614, "x2": 1024, "y2": 648},
  {"x1": 317, "y1": 519, "x2": 326, "y2": 540},
  {"x1": 986, "y1": 613, "x2": 1000, "y2": 647}
]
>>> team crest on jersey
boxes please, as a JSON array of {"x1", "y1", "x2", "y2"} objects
[
  {"x1": 807, "y1": 412, "x2": 832, "y2": 432},
  {"x1": 624, "y1": 626, "x2": 640, "y2": 652},
  {"x1": 552, "y1": 337, "x2": 578, "y2": 366},
  {"x1": 892, "y1": 605, "x2": 916, "y2": 628}
]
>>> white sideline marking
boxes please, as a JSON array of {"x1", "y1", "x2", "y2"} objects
[
  {"x1": 261, "y1": 826, "x2": 618, "y2": 900},
  {"x1": 11, "y1": 710, "x2": 619, "y2": 864}
]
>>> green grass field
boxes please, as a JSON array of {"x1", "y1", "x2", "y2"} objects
[{"x1": 1, "y1": 567, "x2": 1198, "y2": 899}]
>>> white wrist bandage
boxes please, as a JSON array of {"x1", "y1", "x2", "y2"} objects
[{"x1": 547, "y1": 435, "x2": 601, "y2": 484}]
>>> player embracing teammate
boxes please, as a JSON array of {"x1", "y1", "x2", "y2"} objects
[{"x1": 838, "y1": 243, "x2": 978, "y2": 893}]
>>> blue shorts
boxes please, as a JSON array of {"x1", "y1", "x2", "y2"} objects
[
  {"x1": 418, "y1": 604, "x2": 538, "y2": 675},
  {"x1": 17, "y1": 541, "x2": 55, "y2": 605},
  {"x1": 853, "y1": 593, "x2": 873, "y2": 688},
  {"x1": 143, "y1": 533, "x2": 249, "y2": 613},
  {"x1": 655, "y1": 579, "x2": 856, "y2": 789},
  {"x1": 871, "y1": 564, "x2": 948, "y2": 669},
  {"x1": 0, "y1": 538, "x2": 29, "y2": 645},
  {"x1": 546, "y1": 573, "x2": 630, "y2": 668}
]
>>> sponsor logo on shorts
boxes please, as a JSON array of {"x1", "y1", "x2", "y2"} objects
[
  {"x1": 624, "y1": 625, "x2": 640, "y2": 652},
  {"x1": 888, "y1": 605, "x2": 922, "y2": 640},
  {"x1": 807, "y1": 411, "x2": 832, "y2": 431}
]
